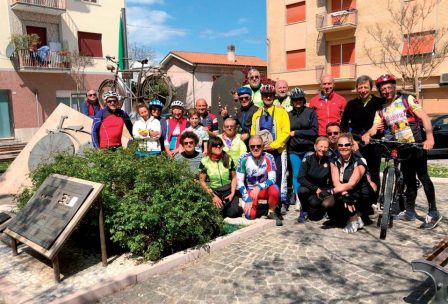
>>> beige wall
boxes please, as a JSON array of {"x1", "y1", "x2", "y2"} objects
[{"x1": 267, "y1": 0, "x2": 448, "y2": 114}]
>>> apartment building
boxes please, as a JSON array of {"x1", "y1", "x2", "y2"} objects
[
  {"x1": 0, "y1": 0, "x2": 124, "y2": 141},
  {"x1": 266, "y1": 0, "x2": 448, "y2": 114}
]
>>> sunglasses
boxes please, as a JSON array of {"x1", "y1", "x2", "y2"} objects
[
  {"x1": 106, "y1": 99, "x2": 118, "y2": 104},
  {"x1": 250, "y1": 144, "x2": 262, "y2": 150},
  {"x1": 250, "y1": 76, "x2": 260, "y2": 80},
  {"x1": 262, "y1": 94, "x2": 274, "y2": 98},
  {"x1": 183, "y1": 141, "x2": 195, "y2": 146},
  {"x1": 212, "y1": 144, "x2": 222, "y2": 148},
  {"x1": 338, "y1": 143, "x2": 352, "y2": 148},
  {"x1": 238, "y1": 96, "x2": 250, "y2": 101},
  {"x1": 327, "y1": 132, "x2": 340, "y2": 136},
  {"x1": 88, "y1": 93, "x2": 97, "y2": 97}
]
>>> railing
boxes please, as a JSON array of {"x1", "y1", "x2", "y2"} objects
[
  {"x1": 315, "y1": 64, "x2": 356, "y2": 81},
  {"x1": 10, "y1": 0, "x2": 66, "y2": 10},
  {"x1": 316, "y1": 9, "x2": 357, "y2": 31},
  {"x1": 16, "y1": 49, "x2": 71, "y2": 70}
]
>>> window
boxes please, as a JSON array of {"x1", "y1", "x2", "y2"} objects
[
  {"x1": 331, "y1": 0, "x2": 356, "y2": 12},
  {"x1": 287, "y1": 49, "x2": 306, "y2": 70},
  {"x1": 402, "y1": 31, "x2": 435, "y2": 56},
  {"x1": 82, "y1": 0, "x2": 98, "y2": 3},
  {"x1": 286, "y1": 2, "x2": 306, "y2": 24},
  {"x1": 330, "y1": 42, "x2": 355, "y2": 77},
  {"x1": 78, "y1": 32, "x2": 102, "y2": 57},
  {"x1": 26, "y1": 26, "x2": 47, "y2": 47}
]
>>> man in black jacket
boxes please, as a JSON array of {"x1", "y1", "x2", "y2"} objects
[
  {"x1": 220, "y1": 86, "x2": 258, "y2": 146},
  {"x1": 340, "y1": 75, "x2": 384, "y2": 191}
]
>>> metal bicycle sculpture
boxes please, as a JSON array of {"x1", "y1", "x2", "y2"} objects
[
  {"x1": 28, "y1": 116, "x2": 93, "y2": 170},
  {"x1": 98, "y1": 56, "x2": 174, "y2": 111},
  {"x1": 371, "y1": 138, "x2": 423, "y2": 240}
]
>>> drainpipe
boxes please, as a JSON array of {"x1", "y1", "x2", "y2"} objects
[
  {"x1": 192, "y1": 64, "x2": 197, "y2": 107},
  {"x1": 34, "y1": 89, "x2": 40, "y2": 127}
]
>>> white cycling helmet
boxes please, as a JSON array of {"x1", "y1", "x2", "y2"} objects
[
  {"x1": 170, "y1": 100, "x2": 185, "y2": 109},
  {"x1": 103, "y1": 90, "x2": 119, "y2": 101}
]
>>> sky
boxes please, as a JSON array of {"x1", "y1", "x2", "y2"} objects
[{"x1": 125, "y1": 0, "x2": 267, "y2": 63}]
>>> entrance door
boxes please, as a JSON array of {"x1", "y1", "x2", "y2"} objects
[
  {"x1": 0, "y1": 90, "x2": 14, "y2": 138},
  {"x1": 26, "y1": 26, "x2": 47, "y2": 47},
  {"x1": 330, "y1": 42, "x2": 355, "y2": 78}
]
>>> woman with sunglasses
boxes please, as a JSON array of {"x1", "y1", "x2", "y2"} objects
[
  {"x1": 287, "y1": 88, "x2": 318, "y2": 208},
  {"x1": 297, "y1": 137, "x2": 332, "y2": 223},
  {"x1": 149, "y1": 99, "x2": 167, "y2": 152},
  {"x1": 81, "y1": 89, "x2": 102, "y2": 118},
  {"x1": 199, "y1": 136, "x2": 241, "y2": 218},
  {"x1": 175, "y1": 131, "x2": 203, "y2": 173},
  {"x1": 329, "y1": 133, "x2": 375, "y2": 233}
]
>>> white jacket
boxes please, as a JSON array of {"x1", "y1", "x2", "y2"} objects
[{"x1": 132, "y1": 116, "x2": 161, "y2": 152}]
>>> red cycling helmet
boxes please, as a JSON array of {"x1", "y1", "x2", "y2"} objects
[
  {"x1": 375, "y1": 74, "x2": 396, "y2": 90},
  {"x1": 260, "y1": 84, "x2": 276, "y2": 95}
]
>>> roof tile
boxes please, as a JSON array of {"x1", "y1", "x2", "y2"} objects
[{"x1": 171, "y1": 51, "x2": 267, "y2": 67}]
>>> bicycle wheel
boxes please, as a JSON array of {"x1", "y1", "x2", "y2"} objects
[
  {"x1": 98, "y1": 79, "x2": 127, "y2": 105},
  {"x1": 380, "y1": 167, "x2": 395, "y2": 240},
  {"x1": 139, "y1": 74, "x2": 173, "y2": 112},
  {"x1": 28, "y1": 133, "x2": 75, "y2": 170}
]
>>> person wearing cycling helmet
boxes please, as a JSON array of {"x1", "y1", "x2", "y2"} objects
[
  {"x1": 310, "y1": 75, "x2": 347, "y2": 136},
  {"x1": 149, "y1": 99, "x2": 167, "y2": 151},
  {"x1": 287, "y1": 87, "x2": 318, "y2": 208},
  {"x1": 244, "y1": 68, "x2": 264, "y2": 108},
  {"x1": 363, "y1": 74, "x2": 441, "y2": 229},
  {"x1": 91, "y1": 91, "x2": 133, "y2": 150},
  {"x1": 220, "y1": 86, "x2": 258, "y2": 144},
  {"x1": 273, "y1": 80, "x2": 292, "y2": 112},
  {"x1": 251, "y1": 84, "x2": 290, "y2": 215},
  {"x1": 341, "y1": 75, "x2": 385, "y2": 193},
  {"x1": 164, "y1": 100, "x2": 190, "y2": 157}
]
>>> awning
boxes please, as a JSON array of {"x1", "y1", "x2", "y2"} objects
[{"x1": 402, "y1": 31, "x2": 435, "y2": 56}]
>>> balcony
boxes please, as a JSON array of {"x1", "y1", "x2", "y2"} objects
[
  {"x1": 15, "y1": 49, "x2": 71, "y2": 72},
  {"x1": 316, "y1": 9, "x2": 357, "y2": 33},
  {"x1": 10, "y1": 0, "x2": 66, "y2": 15},
  {"x1": 316, "y1": 64, "x2": 357, "y2": 82}
]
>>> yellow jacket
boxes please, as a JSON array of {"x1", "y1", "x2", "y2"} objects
[{"x1": 250, "y1": 105, "x2": 290, "y2": 152}]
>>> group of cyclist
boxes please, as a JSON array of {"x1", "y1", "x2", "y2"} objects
[{"x1": 86, "y1": 68, "x2": 441, "y2": 233}]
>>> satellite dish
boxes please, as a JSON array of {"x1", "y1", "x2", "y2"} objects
[{"x1": 5, "y1": 43, "x2": 15, "y2": 58}]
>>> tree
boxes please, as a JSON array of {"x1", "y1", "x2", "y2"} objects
[
  {"x1": 69, "y1": 50, "x2": 93, "y2": 92},
  {"x1": 363, "y1": 0, "x2": 448, "y2": 97},
  {"x1": 128, "y1": 42, "x2": 155, "y2": 67}
]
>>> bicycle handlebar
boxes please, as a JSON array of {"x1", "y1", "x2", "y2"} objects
[{"x1": 369, "y1": 138, "x2": 423, "y2": 149}]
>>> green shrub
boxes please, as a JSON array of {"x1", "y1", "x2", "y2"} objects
[{"x1": 16, "y1": 147, "x2": 224, "y2": 261}]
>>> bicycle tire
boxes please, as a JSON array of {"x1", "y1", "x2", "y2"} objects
[
  {"x1": 139, "y1": 74, "x2": 173, "y2": 112},
  {"x1": 98, "y1": 79, "x2": 127, "y2": 105},
  {"x1": 380, "y1": 167, "x2": 395, "y2": 240},
  {"x1": 28, "y1": 132, "x2": 75, "y2": 170}
]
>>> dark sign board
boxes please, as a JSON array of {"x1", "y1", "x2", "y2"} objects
[{"x1": 7, "y1": 175, "x2": 93, "y2": 249}]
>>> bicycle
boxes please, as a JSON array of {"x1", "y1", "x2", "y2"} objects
[
  {"x1": 370, "y1": 138, "x2": 423, "y2": 240},
  {"x1": 28, "y1": 115, "x2": 92, "y2": 170},
  {"x1": 98, "y1": 56, "x2": 174, "y2": 111}
]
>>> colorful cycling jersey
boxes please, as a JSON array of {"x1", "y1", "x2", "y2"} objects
[
  {"x1": 373, "y1": 95, "x2": 422, "y2": 143},
  {"x1": 236, "y1": 152, "x2": 277, "y2": 203},
  {"x1": 200, "y1": 111, "x2": 219, "y2": 133},
  {"x1": 199, "y1": 156, "x2": 235, "y2": 189}
]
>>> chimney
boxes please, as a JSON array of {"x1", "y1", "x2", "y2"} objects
[{"x1": 227, "y1": 44, "x2": 236, "y2": 62}]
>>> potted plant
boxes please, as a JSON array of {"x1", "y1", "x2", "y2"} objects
[{"x1": 9, "y1": 33, "x2": 40, "y2": 66}]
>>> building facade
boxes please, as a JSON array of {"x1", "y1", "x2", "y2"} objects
[
  {"x1": 0, "y1": 0, "x2": 124, "y2": 141},
  {"x1": 267, "y1": 0, "x2": 448, "y2": 114}
]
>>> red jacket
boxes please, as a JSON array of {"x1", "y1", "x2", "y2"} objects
[{"x1": 309, "y1": 92, "x2": 347, "y2": 136}]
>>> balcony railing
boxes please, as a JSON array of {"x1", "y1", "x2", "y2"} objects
[
  {"x1": 10, "y1": 0, "x2": 66, "y2": 14},
  {"x1": 316, "y1": 9, "x2": 357, "y2": 33},
  {"x1": 16, "y1": 49, "x2": 71, "y2": 71},
  {"x1": 315, "y1": 64, "x2": 357, "y2": 81}
]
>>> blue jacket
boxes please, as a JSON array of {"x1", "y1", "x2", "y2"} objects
[{"x1": 80, "y1": 100, "x2": 101, "y2": 118}]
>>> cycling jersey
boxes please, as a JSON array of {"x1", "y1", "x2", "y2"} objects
[
  {"x1": 199, "y1": 156, "x2": 235, "y2": 190},
  {"x1": 244, "y1": 84, "x2": 263, "y2": 108},
  {"x1": 92, "y1": 107, "x2": 133, "y2": 149},
  {"x1": 199, "y1": 111, "x2": 219, "y2": 133},
  {"x1": 236, "y1": 152, "x2": 277, "y2": 203},
  {"x1": 309, "y1": 92, "x2": 347, "y2": 136}
]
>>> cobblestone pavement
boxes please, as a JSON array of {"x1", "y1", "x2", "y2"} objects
[{"x1": 100, "y1": 183, "x2": 448, "y2": 304}]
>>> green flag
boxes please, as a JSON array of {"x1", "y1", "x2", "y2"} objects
[{"x1": 118, "y1": 16, "x2": 124, "y2": 70}]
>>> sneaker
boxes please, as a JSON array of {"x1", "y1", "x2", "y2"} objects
[
  {"x1": 297, "y1": 211, "x2": 308, "y2": 223},
  {"x1": 396, "y1": 210, "x2": 416, "y2": 221},
  {"x1": 357, "y1": 218, "x2": 365, "y2": 230},
  {"x1": 420, "y1": 214, "x2": 443, "y2": 230},
  {"x1": 343, "y1": 220, "x2": 362, "y2": 233},
  {"x1": 267, "y1": 212, "x2": 283, "y2": 226},
  {"x1": 280, "y1": 205, "x2": 288, "y2": 215}
]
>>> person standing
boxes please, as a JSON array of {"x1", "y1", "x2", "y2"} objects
[
  {"x1": 165, "y1": 100, "x2": 189, "y2": 157},
  {"x1": 148, "y1": 99, "x2": 167, "y2": 152},
  {"x1": 287, "y1": 88, "x2": 318, "y2": 207},
  {"x1": 310, "y1": 75, "x2": 347, "y2": 136},
  {"x1": 132, "y1": 103, "x2": 161, "y2": 156},
  {"x1": 185, "y1": 109, "x2": 209, "y2": 155},
  {"x1": 81, "y1": 89, "x2": 102, "y2": 118},
  {"x1": 196, "y1": 98, "x2": 219, "y2": 136},
  {"x1": 91, "y1": 91, "x2": 133, "y2": 150},
  {"x1": 340, "y1": 75, "x2": 385, "y2": 191},
  {"x1": 273, "y1": 80, "x2": 292, "y2": 112},
  {"x1": 251, "y1": 84, "x2": 290, "y2": 215},
  {"x1": 244, "y1": 68, "x2": 264, "y2": 108}
]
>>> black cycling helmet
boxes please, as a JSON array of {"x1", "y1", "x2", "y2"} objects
[{"x1": 290, "y1": 87, "x2": 306, "y2": 100}]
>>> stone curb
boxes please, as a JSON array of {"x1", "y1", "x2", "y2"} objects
[{"x1": 49, "y1": 219, "x2": 275, "y2": 304}]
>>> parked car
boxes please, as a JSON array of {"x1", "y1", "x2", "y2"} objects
[{"x1": 429, "y1": 114, "x2": 448, "y2": 158}]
